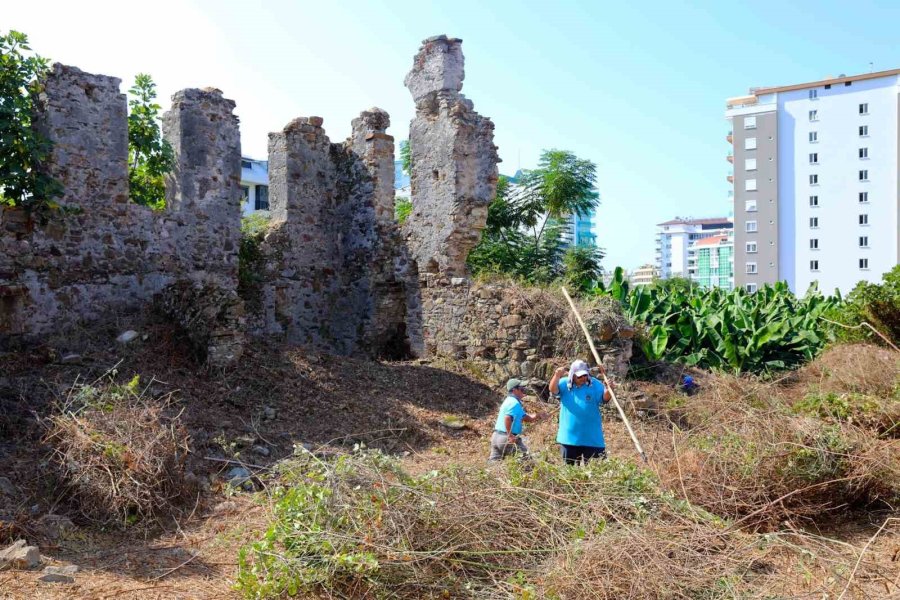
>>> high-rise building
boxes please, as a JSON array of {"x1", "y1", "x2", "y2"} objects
[
  {"x1": 726, "y1": 68, "x2": 900, "y2": 295},
  {"x1": 690, "y1": 233, "x2": 734, "y2": 289},
  {"x1": 655, "y1": 217, "x2": 733, "y2": 280}
]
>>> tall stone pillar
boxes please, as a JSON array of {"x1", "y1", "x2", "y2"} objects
[
  {"x1": 403, "y1": 35, "x2": 500, "y2": 277},
  {"x1": 162, "y1": 88, "x2": 242, "y2": 286}
]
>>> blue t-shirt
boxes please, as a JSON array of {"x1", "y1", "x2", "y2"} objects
[
  {"x1": 494, "y1": 395, "x2": 526, "y2": 435},
  {"x1": 556, "y1": 376, "x2": 606, "y2": 447}
]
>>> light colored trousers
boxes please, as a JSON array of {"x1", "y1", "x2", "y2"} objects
[{"x1": 488, "y1": 431, "x2": 529, "y2": 461}]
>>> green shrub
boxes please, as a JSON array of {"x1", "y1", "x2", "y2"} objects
[
  {"x1": 394, "y1": 197, "x2": 411, "y2": 224},
  {"x1": 829, "y1": 265, "x2": 900, "y2": 346},
  {"x1": 238, "y1": 213, "x2": 271, "y2": 307}
]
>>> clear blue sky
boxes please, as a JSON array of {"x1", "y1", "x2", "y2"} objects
[{"x1": 9, "y1": 0, "x2": 900, "y2": 270}]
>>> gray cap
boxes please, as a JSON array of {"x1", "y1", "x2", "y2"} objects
[{"x1": 506, "y1": 378, "x2": 525, "y2": 392}]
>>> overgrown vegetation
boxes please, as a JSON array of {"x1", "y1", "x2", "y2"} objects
[
  {"x1": 829, "y1": 264, "x2": 900, "y2": 347},
  {"x1": 238, "y1": 213, "x2": 271, "y2": 308},
  {"x1": 468, "y1": 150, "x2": 604, "y2": 289},
  {"x1": 598, "y1": 267, "x2": 839, "y2": 373},
  {"x1": 0, "y1": 29, "x2": 63, "y2": 218},
  {"x1": 394, "y1": 196, "x2": 411, "y2": 224},
  {"x1": 127, "y1": 73, "x2": 175, "y2": 209},
  {"x1": 237, "y1": 449, "x2": 772, "y2": 599},
  {"x1": 44, "y1": 374, "x2": 194, "y2": 528}
]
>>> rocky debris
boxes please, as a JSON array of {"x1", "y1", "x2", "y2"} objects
[
  {"x1": 263, "y1": 406, "x2": 277, "y2": 420},
  {"x1": 0, "y1": 476, "x2": 17, "y2": 497},
  {"x1": 226, "y1": 466, "x2": 254, "y2": 491},
  {"x1": 0, "y1": 540, "x2": 41, "y2": 570},
  {"x1": 39, "y1": 564, "x2": 78, "y2": 583},
  {"x1": 37, "y1": 514, "x2": 76, "y2": 541},
  {"x1": 59, "y1": 353, "x2": 82, "y2": 364},
  {"x1": 116, "y1": 330, "x2": 139, "y2": 344},
  {"x1": 251, "y1": 445, "x2": 270, "y2": 457}
]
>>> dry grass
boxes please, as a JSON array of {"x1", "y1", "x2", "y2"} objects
[
  {"x1": 44, "y1": 373, "x2": 196, "y2": 528},
  {"x1": 652, "y1": 344, "x2": 900, "y2": 528}
]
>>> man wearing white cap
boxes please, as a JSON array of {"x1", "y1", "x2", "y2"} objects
[
  {"x1": 488, "y1": 378, "x2": 545, "y2": 461},
  {"x1": 549, "y1": 359, "x2": 611, "y2": 464}
]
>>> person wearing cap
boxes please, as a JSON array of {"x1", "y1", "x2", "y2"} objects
[
  {"x1": 488, "y1": 378, "x2": 545, "y2": 462},
  {"x1": 549, "y1": 359, "x2": 612, "y2": 465}
]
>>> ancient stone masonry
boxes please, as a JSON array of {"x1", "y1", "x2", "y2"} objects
[
  {"x1": 403, "y1": 35, "x2": 500, "y2": 277},
  {"x1": 248, "y1": 110, "x2": 410, "y2": 358},
  {"x1": 421, "y1": 274, "x2": 635, "y2": 386},
  {"x1": 0, "y1": 64, "x2": 244, "y2": 365}
]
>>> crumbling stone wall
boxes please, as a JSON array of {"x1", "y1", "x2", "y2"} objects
[
  {"x1": 248, "y1": 110, "x2": 409, "y2": 358},
  {"x1": 421, "y1": 274, "x2": 635, "y2": 384},
  {"x1": 0, "y1": 64, "x2": 243, "y2": 365},
  {"x1": 403, "y1": 35, "x2": 499, "y2": 277}
]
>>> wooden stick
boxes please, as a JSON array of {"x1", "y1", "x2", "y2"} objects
[{"x1": 560, "y1": 287, "x2": 648, "y2": 463}]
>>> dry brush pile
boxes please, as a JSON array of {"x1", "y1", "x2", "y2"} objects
[
  {"x1": 654, "y1": 344, "x2": 900, "y2": 527},
  {"x1": 236, "y1": 448, "x2": 785, "y2": 599},
  {"x1": 44, "y1": 373, "x2": 196, "y2": 528}
]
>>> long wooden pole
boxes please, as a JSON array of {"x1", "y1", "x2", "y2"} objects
[{"x1": 560, "y1": 287, "x2": 648, "y2": 463}]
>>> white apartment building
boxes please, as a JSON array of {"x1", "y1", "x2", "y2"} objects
[
  {"x1": 727, "y1": 68, "x2": 900, "y2": 295},
  {"x1": 240, "y1": 157, "x2": 269, "y2": 215},
  {"x1": 655, "y1": 217, "x2": 733, "y2": 280},
  {"x1": 630, "y1": 264, "x2": 658, "y2": 287}
]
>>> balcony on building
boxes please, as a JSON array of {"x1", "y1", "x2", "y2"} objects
[
  {"x1": 727, "y1": 174, "x2": 734, "y2": 184},
  {"x1": 726, "y1": 130, "x2": 733, "y2": 144},
  {"x1": 726, "y1": 152, "x2": 733, "y2": 164}
]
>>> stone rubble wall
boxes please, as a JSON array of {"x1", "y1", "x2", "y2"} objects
[
  {"x1": 421, "y1": 275, "x2": 634, "y2": 384},
  {"x1": 0, "y1": 64, "x2": 243, "y2": 363},
  {"x1": 247, "y1": 110, "x2": 410, "y2": 358}
]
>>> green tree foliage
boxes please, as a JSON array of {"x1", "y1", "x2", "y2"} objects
[
  {"x1": 830, "y1": 265, "x2": 900, "y2": 345},
  {"x1": 399, "y1": 139, "x2": 411, "y2": 177},
  {"x1": 468, "y1": 151, "x2": 602, "y2": 287},
  {"x1": 395, "y1": 196, "x2": 412, "y2": 225},
  {"x1": 127, "y1": 74, "x2": 174, "y2": 210},
  {"x1": 238, "y1": 213, "x2": 271, "y2": 308},
  {"x1": 561, "y1": 244, "x2": 604, "y2": 294},
  {"x1": 598, "y1": 272, "x2": 840, "y2": 373},
  {"x1": 0, "y1": 30, "x2": 62, "y2": 217}
]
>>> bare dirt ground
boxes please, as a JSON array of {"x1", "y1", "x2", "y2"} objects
[{"x1": 1, "y1": 323, "x2": 898, "y2": 599}]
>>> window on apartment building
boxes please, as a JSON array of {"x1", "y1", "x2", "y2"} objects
[
  {"x1": 810, "y1": 260, "x2": 819, "y2": 271},
  {"x1": 860, "y1": 258, "x2": 869, "y2": 269},
  {"x1": 859, "y1": 125, "x2": 868, "y2": 136},
  {"x1": 859, "y1": 192, "x2": 869, "y2": 203},
  {"x1": 859, "y1": 214, "x2": 869, "y2": 225},
  {"x1": 746, "y1": 241, "x2": 757, "y2": 253},
  {"x1": 241, "y1": 159, "x2": 252, "y2": 169},
  {"x1": 746, "y1": 220, "x2": 758, "y2": 232},
  {"x1": 859, "y1": 147, "x2": 868, "y2": 159},
  {"x1": 809, "y1": 153, "x2": 818, "y2": 164},
  {"x1": 810, "y1": 238, "x2": 819, "y2": 250},
  {"x1": 809, "y1": 174, "x2": 818, "y2": 185},
  {"x1": 746, "y1": 263, "x2": 758, "y2": 274},
  {"x1": 255, "y1": 185, "x2": 269, "y2": 211},
  {"x1": 809, "y1": 89, "x2": 818, "y2": 99},
  {"x1": 845, "y1": 81, "x2": 852, "y2": 87},
  {"x1": 240, "y1": 185, "x2": 249, "y2": 203},
  {"x1": 859, "y1": 170, "x2": 868, "y2": 181},
  {"x1": 809, "y1": 110, "x2": 818, "y2": 121},
  {"x1": 746, "y1": 283, "x2": 758, "y2": 293},
  {"x1": 810, "y1": 217, "x2": 818, "y2": 228},
  {"x1": 859, "y1": 236, "x2": 869, "y2": 248},
  {"x1": 744, "y1": 116, "x2": 757, "y2": 129},
  {"x1": 744, "y1": 137, "x2": 757, "y2": 150},
  {"x1": 809, "y1": 195, "x2": 819, "y2": 207},
  {"x1": 745, "y1": 158, "x2": 757, "y2": 171},
  {"x1": 745, "y1": 199, "x2": 757, "y2": 212},
  {"x1": 745, "y1": 179, "x2": 757, "y2": 191},
  {"x1": 859, "y1": 103, "x2": 868, "y2": 115},
  {"x1": 809, "y1": 131, "x2": 818, "y2": 143}
]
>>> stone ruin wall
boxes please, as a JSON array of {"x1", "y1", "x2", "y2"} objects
[
  {"x1": 0, "y1": 35, "x2": 633, "y2": 381},
  {"x1": 246, "y1": 110, "x2": 410, "y2": 358},
  {"x1": 0, "y1": 64, "x2": 244, "y2": 365}
]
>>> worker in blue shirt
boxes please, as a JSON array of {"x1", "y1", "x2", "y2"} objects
[
  {"x1": 549, "y1": 359, "x2": 611, "y2": 465},
  {"x1": 488, "y1": 378, "x2": 545, "y2": 461}
]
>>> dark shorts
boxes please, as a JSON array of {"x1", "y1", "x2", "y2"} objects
[{"x1": 560, "y1": 444, "x2": 606, "y2": 465}]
